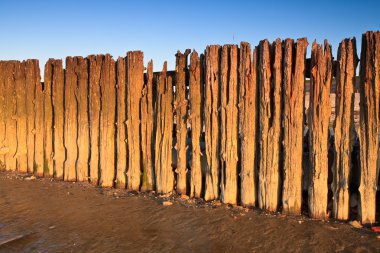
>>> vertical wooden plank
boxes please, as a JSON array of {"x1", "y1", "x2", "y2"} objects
[
  {"x1": 204, "y1": 45, "x2": 221, "y2": 201},
  {"x1": 76, "y1": 57, "x2": 89, "y2": 182},
  {"x1": 51, "y1": 59, "x2": 65, "y2": 179},
  {"x1": 44, "y1": 60, "x2": 54, "y2": 177},
  {"x1": 358, "y1": 31, "x2": 380, "y2": 224},
  {"x1": 88, "y1": 55, "x2": 102, "y2": 185},
  {"x1": 15, "y1": 61, "x2": 27, "y2": 173},
  {"x1": 175, "y1": 50, "x2": 190, "y2": 194},
  {"x1": 282, "y1": 38, "x2": 308, "y2": 215},
  {"x1": 99, "y1": 54, "x2": 116, "y2": 187},
  {"x1": 332, "y1": 38, "x2": 358, "y2": 220},
  {"x1": 239, "y1": 42, "x2": 257, "y2": 207},
  {"x1": 189, "y1": 51, "x2": 203, "y2": 198},
  {"x1": 258, "y1": 39, "x2": 282, "y2": 212},
  {"x1": 155, "y1": 63, "x2": 174, "y2": 194},
  {"x1": 0, "y1": 62, "x2": 6, "y2": 170},
  {"x1": 33, "y1": 61, "x2": 43, "y2": 176},
  {"x1": 141, "y1": 60, "x2": 155, "y2": 191},
  {"x1": 25, "y1": 60, "x2": 37, "y2": 174},
  {"x1": 4, "y1": 61, "x2": 18, "y2": 171},
  {"x1": 220, "y1": 45, "x2": 239, "y2": 205},
  {"x1": 64, "y1": 57, "x2": 78, "y2": 181},
  {"x1": 126, "y1": 51, "x2": 144, "y2": 191},
  {"x1": 116, "y1": 56, "x2": 127, "y2": 188},
  {"x1": 308, "y1": 40, "x2": 332, "y2": 219}
]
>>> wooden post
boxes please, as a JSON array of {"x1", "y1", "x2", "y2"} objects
[
  {"x1": 50, "y1": 60, "x2": 65, "y2": 179},
  {"x1": 258, "y1": 39, "x2": 282, "y2": 212},
  {"x1": 308, "y1": 40, "x2": 332, "y2": 219},
  {"x1": 175, "y1": 49, "x2": 190, "y2": 194},
  {"x1": 88, "y1": 55, "x2": 103, "y2": 185},
  {"x1": 282, "y1": 38, "x2": 308, "y2": 215},
  {"x1": 116, "y1": 57, "x2": 127, "y2": 188},
  {"x1": 0, "y1": 62, "x2": 6, "y2": 170},
  {"x1": 358, "y1": 31, "x2": 380, "y2": 224},
  {"x1": 34, "y1": 61, "x2": 44, "y2": 176},
  {"x1": 220, "y1": 45, "x2": 239, "y2": 205},
  {"x1": 64, "y1": 57, "x2": 78, "y2": 181},
  {"x1": 155, "y1": 62, "x2": 174, "y2": 194},
  {"x1": 99, "y1": 54, "x2": 116, "y2": 187},
  {"x1": 126, "y1": 51, "x2": 144, "y2": 191},
  {"x1": 189, "y1": 51, "x2": 203, "y2": 198},
  {"x1": 141, "y1": 60, "x2": 155, "y2": 191},
  {"x1": 204, "y1": 45, "x2": 221, "y2": 201},
  {"x1": 44, "y1": 60, "x2": 54, "y2": 177},
  {"x1": 239, "y1": 42, "x2": 258, "y2": 207},
  {"x1": 76, "y1": 57, "x2": 89, "y2": 182},
  {"x1": 15, "y1": 61, "x2": 27, "y2": 173},
  {"x1": 332, "y1": 38, "x2": 358, "y2": 220},
  {"x1": 4, "y1": 61, "x2": 18, "y2": 171}
]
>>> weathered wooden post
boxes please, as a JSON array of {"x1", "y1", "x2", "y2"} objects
[
  {"x1": 220, "y1": 45, "x2": 239, "y2": 205},
  {"x1": 332, "y1": 38, "x2": 358, "y2": 220},
  {"x1": 141, "y1": 60, "x2": 155, "y2": 191},
  {"x1": 175, "y1": 50, "x2": 190, "y2": 194},
  {"x1": 126, "y1": 51, "x2": 144, "y2": 191},
  {"x1": 44, "y1": 60, "x2": 55, "y2": 177},
  {"x1": 258, "y1": 39, "x2": 282, "y2": 212},
  {"x1": 204, "y1": 45, "x2": 221, "y2": 201},
  {"x1": 308, "y1": 40, "x2": 332, "y2": 219},
  {"x1": 4, "y1": 61, "x2": 18, "y2": 172},
  {"x1": 64, "y1": 57, "x2": 78, "y2": 181},
  {"x1": 34, "y1": 61, "x2": 44, "y2": 176},
  {"x1": 50, "y1": 60, "x2": 65, "y2": 179},
  {"x1": 15, "y1": 61, "x2": 27, "y2": 173},
  {"x1": 76, "y1": 57, "x2": 89, "y2": 182},
  {"x1": 116, "y1": 57, "x2": 127, "y2": 188},
  {"x1": 88, "y1": 55, "x2": 103, "y2": 185},
  {"x1": 155, "y1": 62, "x2": 174, "y2": 194},
  {"x1": 358, "y1": 31, "x2": 380, "y2": 224},
  {"x1": 99, "y1": 54, "x2": 116, "y2": 187},
  {"x1": 189, "y1": 51, "x2": 203, "y2": 198},
  {"x1": 282, "y1": 38, "x2": 308, "y2": 215},
  {"x1": 239, "y1": 42, "x2": 258, "y2": 207},
  {"x1": 0, "y1": 62, "x2": 6, "y2": 170}
]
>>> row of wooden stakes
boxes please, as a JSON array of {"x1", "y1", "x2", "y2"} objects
[{"x1": 0, "y1": 31, "x2": 378, "y2": 224}]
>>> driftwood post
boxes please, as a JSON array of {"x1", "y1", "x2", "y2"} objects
[
  {"x1": 126, "y1": 51, "x2": 144, "y2": 191},
  {"x1": 175, "y1": 50, "x2": 190, "y2": 194},
  {"x1": 0, "y1": 62, "x2": 6, "y2": 170},
  {"x1": 308, "y1": 40, "x2": 332, "y2": 219},
  {"x1": 282, "y1": 38, "x2": 308, "y2": 214},
  {"x1": 204, "y1": 45, "x2": 221, "y2": 201},
  {"x1": 34, "y1": 61, "x2": 44, "y2": 176},
  {"x1": 64, "y1": 57, "x2": 78, "y2": 181},
  {"x1": 76, "y1": 57, "x2": 89, "y2": 181},
  {"x1": 155, "y1": 63, "x2": 174, "y2": 194},
  {"x1": 4, "y1": 62, "x2": 18, "y2": 172},
  {"x1": 116, "y1": 57, "x2": 127, "y2": 188},
  {"x1": 358, "y1": 31, "x2": 380, "y2": 224},
  {"x1": 258, "y1": 39, "x2": 282, "y2": 212},
  {"x1": 99, "y1": 54, "x2": 116, "y2": 187},
  {"x1": 239, "y1": 42, "x2": 257, "y2": 207},
  {"x1": 50, "y1": 60, "x2": 65, "y2": 179},
  {"x1": 189, "y1": 51, "x2": 203, "y2": 198},
  {"x1": 43, "y1": 60, "x2": 54, "y2": 177},
  {"x1": 220, "y1": 45, "x2": 239, "y2": 205},
  {"x1": 88, "y1": 55, "x2": 103, "y2": 185},
  {"x1": 332, "y1": 38, "x2": 358, "y2": 220},
  {"x1": 14, "y1": 62, "x2": 27, "y2": 173},
  {"x1": 141, "y1": 60, "x2": 155, "y2": 191}
]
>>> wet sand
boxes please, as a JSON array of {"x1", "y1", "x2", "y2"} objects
[{"x1": 0, "y1": 172, "x2": 379, "y2": 253}]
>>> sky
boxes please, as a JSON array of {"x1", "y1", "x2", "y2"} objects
[{"x1": 0, "y1": 0, "x2": 379, "y2": 72}]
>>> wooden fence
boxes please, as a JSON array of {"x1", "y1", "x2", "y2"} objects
[{"x1": 0, "y1": 31, "x2": 379, "y2": 224}]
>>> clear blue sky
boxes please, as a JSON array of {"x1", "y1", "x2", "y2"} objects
[{"x1": 0, "y1": 0, "x2": 379, "y2": 72}]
